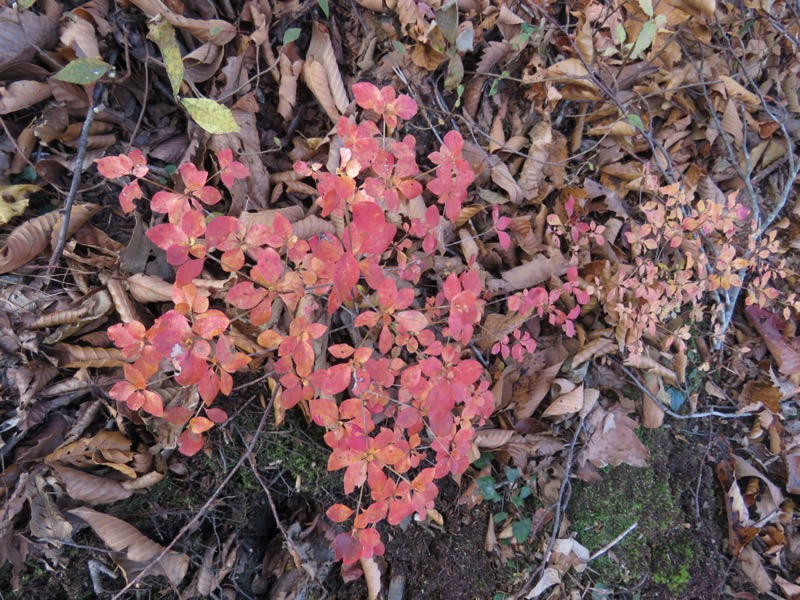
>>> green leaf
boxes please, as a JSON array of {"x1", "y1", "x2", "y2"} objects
[
  {"x1": 519, "y1": 486, "x2": 533, "y2": 500},
  {"x1": 477, "y1": 476, "x2": 500, "y2": 501},
  {"x1": 511, "y1": 495, "x2": 524, "y2": 509},
  {"x1": 637, "y1": 0, "x2": 654, "y2": 17},
  {"x1": 283, "y1": 28, "x2": 301, "y2": 45},
  {"x1": 630, "y1": 20, "x2": 656, "y2": 60},
  {"x1": 148, "y1": 21, "x2": 183, "y2": 97},
  {"x1": 504, "y1": 468, "x2": 520, "y2": 483},
  {"x1": 316, "y1": 0, "x2": 329, "y2": 17},
  {"x1": 52, "y1": 58, "x2": 111, "y2": 85},
  {"x1": 511, "y1": 518, "x2": 531, "y2": 544},
  {"x1": 493, "y1": 511, "x2": 509, "y2": 524},
  {"x1": 181, "y1": 98, "x2": 240, "y2": 134},
  {"x1": 667, "y1": 386, "x2": 686, "y2": 411},
  {"x1": 17, "y1": 0, "x2": 36, "y2": 9},
  {"x1": 392, "y1": 40, "x2": 406, "y2": 55},
  {"x1": 626, "y1": 114, "x2": 644, "y2": 130}
]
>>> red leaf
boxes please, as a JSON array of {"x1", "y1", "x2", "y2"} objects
[
  {"x1": 163, "y1": 406, "x2": 193, "y2": 425},
  {"x1": 309, "y1": 364, "x2": 351, "y2": 395},
  {"x1": 192, "y1": 309, "x2": 230, "y2": 339},
  {"x1": 327, "y1": 504, "x2": 354, "y2": 523},
  {"x1": 344, "y1": 461, "x2": 367, "y2": 493},
  {"x1": 189, "y1": 416, "x2": 215, "y2": 433},
  {"x1": 204, "y1": 407, "x2": 228, "y2": 423},
  {"x1": 226, "y1": 282, "x2": 268, "y2": 309},
  {"x1": 178, "y1": 430, "x2": 205, "y2": 456},
  {"x1": 95, "y1": 154, "x2": 133, "y2": 178},
  {"x1": 309, "y1": 398, "x2": 339, "y2": 427}
]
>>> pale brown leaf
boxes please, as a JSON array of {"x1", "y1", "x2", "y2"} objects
[
  {"x1": 53, "y1": 464, "x2": 133, "y2": 504},
  {"x1": 0, "y1": 204, "x2": 99, "y2": 274},
  {"x1": 69, "y1": 506, "x2": 189, "y2": 585},
  {"x1": 53, "y1": 343, "x2": 126, "y2": 368},
  {"x1": 581, "y1": 405, "x2": 649, "y2": 468},
  {"x1": 474, "y1": 429, "x2": 515, "y2": 449},
  {"x1": 307, "y1": 22, "x2": 349, "y2": 115},
  {"x1": 302, "y1": 59, "x2": 340, "y2": 123},
  {"x1": 292, "y1": 215, "x2": 335, "y2": 240},
  {"x1": 27, "y1": 474, "x2": 73, "y2": 545},
  {"x1": 491, "y1": 251, "x2": 566, "y2": 292},
  {"x1": 126, "y1": 0, "x2": 236, "y2": 44},
  {"x1": 361, "y1": 557, "x2": 382, "y2": 600},
  {"x1": 126, "y1": 273, "x2": 174, "y2": 303},
  {"x1": 542, "y1": 384, "x2": 584, "y2": 417}
]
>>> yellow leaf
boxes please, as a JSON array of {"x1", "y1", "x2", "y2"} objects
[{"x1": 0, "y1": 184, "x2": 39, "y2": 225}]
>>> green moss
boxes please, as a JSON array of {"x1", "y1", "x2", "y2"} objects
[{"x1": 569, "y1": 428, "x2": 703, "y2": 594}]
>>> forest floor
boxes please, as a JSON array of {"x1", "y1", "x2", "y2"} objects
[{"x1": 1, "y1": 0, "x2": 800, "y2": 598}]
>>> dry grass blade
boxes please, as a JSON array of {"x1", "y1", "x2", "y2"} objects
[
  {"x1": 0, "y1": 204, "x2": 99, "y2": 274},
  {"x1": 69, "y1": 506, "x2": 189, "y2": 585}
]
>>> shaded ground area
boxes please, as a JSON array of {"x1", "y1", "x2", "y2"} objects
[{"x1": 569, "y1": 427, "x2": 729, "y2": 598}]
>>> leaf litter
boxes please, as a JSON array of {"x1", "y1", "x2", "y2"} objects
[{"x1": 1, "y1": 0, "x2": 800, "y2": 597}]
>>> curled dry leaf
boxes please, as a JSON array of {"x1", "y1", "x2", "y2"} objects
[
  {"x1": 623, "y1": 354, "x2": 677, "y2": 384},
  {"x1": 292, "y1": 215, "x2": 336, "y2": 240},
  {"x1": 360, "y1": 556, "x2": 382, "y2": 600},
  {"x1": 0, "y1": 204, "x2": 99, "y2": 274},
  {"x1": 572, "y1": 337, "x2": 616, "y2": 368},
  {"x1": 69, "y1": 506, "x2": 189, "y2": 585},
  {"x1": 542, "y1": 384, "x2": 584, "y2": 417},
  {"x1": 303, "y1": 59, "x2": 340, "y2": 123},
  {"x1": 52, "y1": 343, "x2": 126, "y2": 368},
  {"x1": 126, "y1": 0, "x2": 236, "y2": 44},
  {"x1": 306, "y1": 23, "x2": 349, "y2": 116},
  {"x1": 489, "y1": 251, "x2": 567, "y2": 293},
  {"x1": 27, "y1": 474, "x2": 73, "y2": 546},
  {"x1": 474, "y1": 429, "x2": 515, "y2": 449}
]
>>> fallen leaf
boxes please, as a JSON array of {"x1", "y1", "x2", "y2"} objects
[{"x1": 69, "y1": 506, "x2": 189, "y2": 585}]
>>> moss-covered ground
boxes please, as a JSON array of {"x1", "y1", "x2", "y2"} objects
[{"x1": 569, "y1": 427, "x2": 727, "y2": 598}]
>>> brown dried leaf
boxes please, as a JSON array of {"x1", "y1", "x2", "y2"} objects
[
  {"x1": 292, "y1": 215, "x2": 336, "y2": 240},
  {"x1": 302, "y1": 59, "x2": 340, "y2": 123},
  {"x1": 0, "y1": 204, "x2": 99, "y2": 274},
  {"x1": 126, "y1": 273, "x2": 174, "y2": 303},
  {"x1": 27, "y1": 474, "x2": 73, "y2": 545},
  {"x1": 69, "y1": 506, "x2": 189, "y2": 585},
  {"x1": 581, "y1": 404, "x2": 649, "y2": 468},
  {"x1": 277, "y1": 53, "x2": 303, "y2": 122},
  {"x1": 47, "y1": 430, "x2": 132, "y2": 468},
  {"x1": 738, "y1": 545, "x2": 772, "y2": 593},
  {"x1": 307, "y1": 23, "x2": 349, "y2": 115},
  {"x1": 572, "y1": 337, "x2": 616, "y2": 368},
  {"x1": 53, "y1": 343, "x2": 126, "y2": 368},
  {"x1": 474, "y1": 429, "x2": 515, "y2": 449},
  {"x1": 542, "y1": 384, "x2": 584, "y2": 417},
  {"x1": 0, "y1": 7, "x2": 58, "y2": 70},
  {"x1": 53, "y1": 464, "x2": 133, "y2": 503},
  {"x1": 492, "y1": 251, "x2": 566, "y2": 292},
  {"x1": 126, "y1": 0, "x2": 236, "y2": 44},
  {"x1": 745, "y1": 305, "x2": 800, "y2": 376}
]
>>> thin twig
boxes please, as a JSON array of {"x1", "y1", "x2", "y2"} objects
[
  {"x1": 613, "y1": 360, "x2": 752, "y2": 420},
  {"x1": 246, "y1": 453, "x2": 330, "y2": 595},
  {"x1": 47, "y1": 83, "x2": 104, "y2": 275},
  {"x1": 588, "y1": 521, "x2": 638, "y2": 562},
  {"x1": 525, "y1": 413, "x2": 587, "y2": 592},
  {"x1": 110, "y1": 389, "x2": 276, "y2": 599}
]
